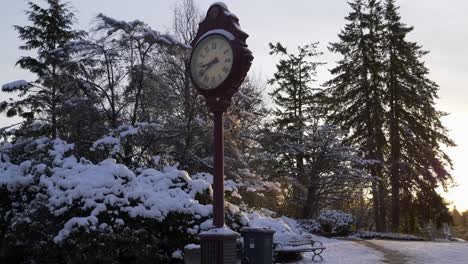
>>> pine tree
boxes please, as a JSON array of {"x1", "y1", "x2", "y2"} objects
[
  {"x1": 325, "y1": 0, "x2": 387, "y2": 231},
  {"x1": 383, "y1": 0, "x2": 455, "y2": 231},
  {"x1": 1, "y1": 0, "x2": 84, "y2": 139}
]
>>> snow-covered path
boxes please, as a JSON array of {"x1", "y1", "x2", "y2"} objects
[
  {"x1": 357, "y1": 240, "x2": 409, "y2": 264},
  {"x1": 367, "y1": 240, "x2": 468, "y2": 264}
]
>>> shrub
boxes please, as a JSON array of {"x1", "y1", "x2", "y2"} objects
[
  {"x1": 317, "y1": 210, "x2": 354, "y2": 236},
  {"x1": 0, "y1": 138, "x2": 212, "y2": 263}
]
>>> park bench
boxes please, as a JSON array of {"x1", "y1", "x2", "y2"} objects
[{"x1": 274, "y1": 236, "x2": 326, "y2": 262}]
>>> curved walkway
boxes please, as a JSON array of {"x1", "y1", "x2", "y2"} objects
[{"x1": 355, "y1": 240, "x2": 411, "y2": 264}]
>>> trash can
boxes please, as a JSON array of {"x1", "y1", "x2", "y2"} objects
[{"x1": 240, "y1": 228, "x2": 275, "y2": 264}]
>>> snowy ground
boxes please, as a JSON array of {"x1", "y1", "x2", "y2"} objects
[
  {"x1": 288, "y1": 238, "x2": 468, "y2": 264},
  {"x1": 368, "y1": 239, "x2": 468, "y2": 264},
  {"x1": 288, "y1": 238, "x2": 384, "y2": 264}
]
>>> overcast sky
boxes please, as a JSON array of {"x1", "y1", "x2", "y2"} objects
[{"x1": 1, "y1": 0, "x2": 467, "y2": 210}]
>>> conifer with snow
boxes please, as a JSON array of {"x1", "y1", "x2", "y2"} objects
[
  {"x1": 1, "y1": 0, "x2": 85, "y2": 139},
  {"x1": 325, "y1": 0, "x2": 387, "y2": 231}
]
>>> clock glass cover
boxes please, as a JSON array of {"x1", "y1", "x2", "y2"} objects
[{"x1": 190, "y1": 34, "x2": 234, "y2": 90}]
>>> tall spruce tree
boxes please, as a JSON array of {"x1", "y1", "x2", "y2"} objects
[
  {"x1": 1, "y1": 0, "x2": 84, "y2": 139},
  {"x1": 325, "y1": 0, "x2": 388, "y2": 231},
  {"x1": 383, "y1": 0, "x2": 455, "y2": 231}
]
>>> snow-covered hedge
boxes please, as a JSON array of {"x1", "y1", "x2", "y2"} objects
[
  {"x1": 0, "y1": 138, "x2": 310, "y2": 263},
  {"x1": 317, "y1": 209, "x2": 355, "y2": 236},
  {"x1": 352, "y1": 231, "x2": 424, "y2": 241},
  {"x1": 0, "y1": 138, "x2": 213, "y2": 263}
]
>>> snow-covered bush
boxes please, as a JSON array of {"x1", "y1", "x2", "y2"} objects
[
  {"x1": 300, "y1": 219, "x2": 321, "y2": 234},
  {"x1": 352, "y1": 231, "x2": 423, "y2": 241},
  {"x1": 0, "y1": 138, "x2": 213, "y2": 263},
  {"x1": 317, "y1": 210, "x2": 355, "y2": 236}
]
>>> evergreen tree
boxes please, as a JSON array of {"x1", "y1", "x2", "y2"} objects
[
  {"x1": 325, "y1": 0, "x2": 387, "y2": 231},
  {"x1": 268, "y1": 42, "x2": 324, "y2": 183},
  {"x1": 1, "y1": 0, "x2": 84, "y2": 139},
  {"x1": 383, "y1": 0, "x2": 455, "y2": 231},
  {"x1": 265, "y1": 43, "x2": 370, "y2": 218},
  {"x1": 452, "y1": 207, "x2": 463, "y2": 226}
]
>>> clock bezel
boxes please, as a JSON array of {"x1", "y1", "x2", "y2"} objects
[
  {"x1": 190, "y1": 33, "x2": 244, "y2": 98},
  {"x1": 190, "y1": 34, "x2": 234, "y2": 91}
]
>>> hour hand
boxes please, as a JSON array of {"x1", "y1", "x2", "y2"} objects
[{"x1": 199, "y1": 57, "x2": 219, "y2": 76}]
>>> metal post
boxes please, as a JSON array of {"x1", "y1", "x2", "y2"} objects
[{"x1": 213, "y1": 110, "x2": 225, "y2": 228}]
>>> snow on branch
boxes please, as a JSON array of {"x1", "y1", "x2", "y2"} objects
[
  {"x1": 2, "y1": 80, "x2": 31, "y2": 92},
  {"x1": 96, "y1": 13, "x2": 143, "y2": 34},
  {"x1": 142, "y1": 29, "x2": 191, "y2": 49},
  {"x1": 96, "y1": 13, "x2": 191, "y2": 50}
]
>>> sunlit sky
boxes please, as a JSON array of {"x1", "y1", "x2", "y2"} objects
[{"x1": 1, "y1": 0, "x2": 467, "y2": 210}]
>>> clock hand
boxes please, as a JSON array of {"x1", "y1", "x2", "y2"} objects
[{"x1": 199, "y1": 57, "x2": 219, "y2": 76}]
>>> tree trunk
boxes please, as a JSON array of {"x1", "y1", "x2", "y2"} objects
[
  {"x1": 371, "y1": 183, "x2": 382, "y2": 232},
  {"x1": 388, "y1": 48, "x2": 401, "y2": 232},
  {"x1": 390, "y1": 106, "x2": 401, "y2": 231},
  {"x1": 303, "y1": 179, "x2": 319, "y2": 219},
  {"x1": 378, "y1": 169, "x2": 387, "y2": 232}
]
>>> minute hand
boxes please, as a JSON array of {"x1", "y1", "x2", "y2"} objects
[{"x1": 199, "y1": 57, "x2": 219, "y2": 76}]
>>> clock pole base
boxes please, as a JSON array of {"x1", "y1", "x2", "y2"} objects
[{"x1": 199, "y1": 230, "x2": 239, "y2": 264}]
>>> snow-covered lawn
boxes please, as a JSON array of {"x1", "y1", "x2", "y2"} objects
[{"x1": 369, "y1": 239, "x2": 468, "y2": 264}]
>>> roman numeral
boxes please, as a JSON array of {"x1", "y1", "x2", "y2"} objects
[{"x1": 212, "y1": 42, "x2": 217, "y2": 49}]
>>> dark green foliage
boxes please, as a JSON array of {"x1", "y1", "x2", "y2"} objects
[
  {"x1": 383, "y1": 0, "x2": 455, "y2": 231},
  {"x1": 325, "y1": 0, "x2": 388, "y2": 231},
  {"x1": 1, "y1": 202, "x2": 205, "y2": 264},
  {"x1": 268, "y1": 42, "x2": 324, "y2": 130},
  {"x1": 262, "y1": 42, "x2": 324, "y2": 217},
  {"x1": 4, "y1": 0, "x2": 85, "y2": 139},
  {"x1": 326, "y1": 0, "x2": 455, "y2": 232},
  {"x1": 317, "y1": 210, "x2": 355, "y2": 237}
]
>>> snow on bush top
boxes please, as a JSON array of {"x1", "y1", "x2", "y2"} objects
[
  {"x1": 0, "y1": 160, "x2": 35, "y2": 190},
  {"x1": 318, "y1": 209, "x2": 354, "y2": 235},
  {"x1": 0, "y1": 138, "x2": 312, "y2": 248},
  {"x1": 0, "y1": 138, "x2": 212, "y2": 242},
  {"x1": 240, "y1": 211, "x2": 310, "y2": 247},
  {"x1": 318, "y1": 210, "x2": 354, "y2": 224}
]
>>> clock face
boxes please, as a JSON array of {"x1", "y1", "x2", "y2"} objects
[{"x1": 190, "y1": 34, "x2": 234, "y2": 90}]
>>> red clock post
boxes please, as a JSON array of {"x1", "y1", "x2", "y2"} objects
[{"x1": 189, "y1": 2, "x2": 253, "y2": 264}]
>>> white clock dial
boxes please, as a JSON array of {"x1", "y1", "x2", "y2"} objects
[{"x1": 190, "y1": 34, "x2": 234, "y2": 90}]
